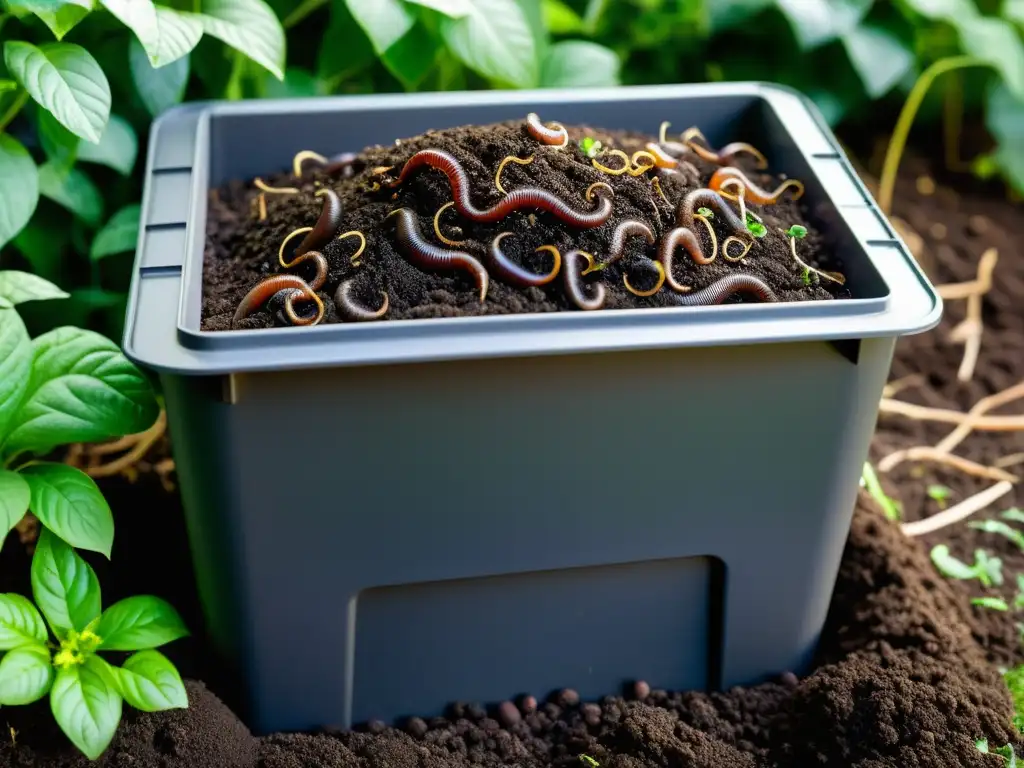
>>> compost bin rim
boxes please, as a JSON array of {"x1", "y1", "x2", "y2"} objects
[{"x1": 122, "y1": 82, "x2": 942, "y2": 376}]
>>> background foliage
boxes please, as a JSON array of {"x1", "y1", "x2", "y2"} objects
[{"x1": 0, "y1": 0, "x2": 1021, "y2": 343}]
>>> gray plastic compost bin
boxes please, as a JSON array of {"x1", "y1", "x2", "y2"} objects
[{"x1": 123, "y1": 82, "x2": 941, "y2": 735}]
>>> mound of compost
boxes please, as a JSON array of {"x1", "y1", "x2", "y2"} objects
[{"x1": 201, "y1": 119, "x2": 847, "y2": 331}]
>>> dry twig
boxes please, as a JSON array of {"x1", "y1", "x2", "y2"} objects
[
  {"x1": 882, "y1": 374, "x2": 926, "y2": 398},
  {"x1": 876, "y1": 446, "x2": 1017, "y2": 482},
  {"x1": 938, "y1": 247, "x2": 998, "y2": 382},
  {"x1": 877, "y1": 397, "x2": 1024, "y2": 430},
  {"x1": 901, "y1": 480, "x2": 1014, "y2": 537}
]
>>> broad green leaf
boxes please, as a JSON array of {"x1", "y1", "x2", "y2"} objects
[
  {"x1": 31, "y1": 528, "x2": 102, "y2": 636},
  {"x1": 381, "y1": 22, "x2": 440, "y2": 90},
  {"x1": 441, "y1": 0, "x2": 537, "y2": 87},
  {"x1": 22, "y1": 464, "x2": 113, "y2": 557},
  {"x1": 0, "y1": 134, "x2": 40, "y2": 251},
  {"x1": 3, "y1": 42, "x2": 111, "y2": 143},
  {"x1": 0, "y1": 271, "x2": 68, "y2": 307},
  {"x1": 896, "y1": 0, "x2": 977, "y2": 19},
  {"x1": 31, "y1": 0, "x2": 93, "y2": 40},
  {"x1": 0, "y1": 593, "x2": 47, "y2": 649},
  {"x1": 117, "y1": 650, "x2": 187, "y2": 711},
  {"x1": 37, "y1": 107, "x2": 79, "y2": 173},
  {"x1": 38, "y1": 162, "x2": 103, "y2": 227},
  {"x1": 1008, "y1": 0, "x2": 1024, "y2": 25},
  {"x1": 316, "y1": 0, "x2": 376, "y2": 81},
  {"x1": 707, "y1": 0, "x2": 772, "y2": 34},
  {"x1": 541, "y1": 0, "x2": 583, "y2": 34},
  {"x1": 405, "y1": 0, "x2": 471, "y2": 16},
  {"x1": 51, "y1": 656, "x2": 122, "y2": 761},
  {"x1": 0, "y1": 469, "x2": 30, "y2": 540},
  {"x1": 90, "y1": 205, "x2": 140, "y2": 261},
  {"x1": 2, "y1": 326, "x2": 158, "y2": 459},
  {"x1": 0, "y1": 644, "x2": 53, "y2": 705},
  {"x1": 775, "y1": 0, "x2": 871, "y2": 50},
  {"x1": 261, "y1": 67, "x2": 326, "y2": 98},
  {"x1": 105, "y1": 2, "x2": 202, "y2": 67},
  {"x1": 345, "y1": 0, "x2": 414, "y2": 55},
  {"x1": 191, "y1": 0, "x2": 285, "y2": 80},
  {"x1": 76, "y1": 115, "x2": 137, "y2": 176},
  {"x1": 540, "y1": 41, "x2": 619, "y2": 88},
  {"x1": 97, "y1": 596, "x2": 189, "y2": 651},
  {"x1": 956, "y1": 16, "x2": 1024, "y2": 100},
  {"x1": 840, "y1": 23, "x2": 915, "y2": 99},
  {"x1": 129, "y1": 38, "x2": 190, "y2": 117},
  {"x1": 0, "y1": 310, "x2": 32, "y2": 445},
  {"x1": 929, "y1": 543, "x2": 977, "y2": 580}
]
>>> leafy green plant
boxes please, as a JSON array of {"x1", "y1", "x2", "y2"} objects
[
  {"x1": 579, "y1": 135, "x2": 602, "y2": 157},
  {"x1": 1003, "y1": 508, "x2": 1024, "y2": 524},
  {"x1": 696, "y1": 206, "x2": 713, "y2": 219},
  {"x1": 0, "y1": 270, "x2": 187, "y2": 760},
  {"x1": 930, "y1": 544, "x2": 1003, "y2": 587},
  {"x1": 861, "y1": 461, "x2": 901, "y2": 521},
  {"x1": 745, "y1": 211, "x2": 766, "y2": 238},
  {"x1": 977, "y1": 738, "x2": 1018, "y2": 766}
]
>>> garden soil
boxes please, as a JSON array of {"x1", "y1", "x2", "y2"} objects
[
  {"x1": 201, "y1": 120, "x2": 845, "y2": 330},
  {"x1": 2, "y1": 154, "x2": 1023, "y2": 766}
]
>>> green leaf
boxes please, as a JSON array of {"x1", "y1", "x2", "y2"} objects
[
  {"x1": 0, "y1": 310, "x2": 31, "y2": 447},
  {"x1": 191, "y1": 0, "x2": 286, "y2": 80},
  {"x1": 37, "y1": 107, "x2": 79, "y2": 173},
  {"x1": 929, "y1": 543, "x2": 978, "y2": 580},
  {"x1": 1, "y1": 326, "x2": 158, "y2": 459},
  {"x1": 22, "y1": 464, "x2": 113, "y2": 557},
  {"x1": 0, "y1": 593, "x2": 47, "y2": 649},
  {"x1": 0, "y1": 644, "x2": 53, "y2": 705},
  {"x1": 260, "y1": 67, "x2": 326, "y2": 98},
  {"x1": 775, "y1": 0, "x2": 871, "y2": 49},
  {"x1": 0, "y1": 134, "x2": 40, "y2": 251},
  {"x1": 860, "y1": 461, "x2": 900, "y2": 520},
  {"x1": 840, "y1": 23, "x2": 915, "y2": 99},
  {"x1": 1009, "y1": 0, "x2": 1024, "y2": 25},
  {"x1": 129, "y1": 38, "x2": 191, "y2": 118},
  {"x1": 117, "y1": 650, "x2": 188, "y2": 711},
  {"x1": 100, "y1": 0, "x2": 200, "y2": 68},
  {"x1": 540, "y1": 40, "x2": 619, "y2": 88},
  {"x1": 380, "y1": 22, "x2": 440, "y2": 90},
  {"x1": 405, "y1": 0, "x2": 471, "y2": 16},
  {"x1": 541, "y1": 0, "x2": 583, "y2": 34},
  {"x1": 31, "y1": 528, "x2": 102, "y2": 636},
  {"x1": 708, "y1": 0, "x2": 772, "y2": 34},
  {"x1": 32, "y1": 0, "x2": 93, "y2": 40},
  {"x1": 976, "y1": 549, "x2": 1004, "y2": 587},
  {"x1": 969, "y1": 519, "x2": 1024, "y2": 552},
  {"x1": 316, "y1": 0, "x2": 375, "y2": 81},
  {"x1": 90, "y1": 204, "x2": 140, "y2": 261},
  {"x1": 987, "y1": 82, "x2": 1024, "y2": 194},
  {"x1": 38, "y1": 162, "x2": 103, "y2": 227},
  {"x1": 1003, "y1": 507, "x2": 1024, "y2": 524},
  {"x1": 955, "y1": 16, "x2": 1024, "y2": 100},
  {"x1": 971, "y1": 596, "x2": 1009, "y2": 611},
  {"x1": 344, "y1": 0, "x2": 414, "y2": 55},
  {"x1": 0, "y1": 271, "x2": 69, "y2": 308},
  {"x1": 441, "y1": 0, "x2": 537, "y2": 87},
  {"x1": 97, "y1": 596, "x2": 189, "y2": 651},
  {"x1": 3, "y1": 42, "x2": 111, "y2": 144},
  {"x1": 76, "y1": 115, "x2": 137, "y2": 176},
  {"x1": 51, "y1": 655, "x2": 122, "y2": 761},
  {"x1": 0, "y1": 469, "x2": 30, "y2": 540}
]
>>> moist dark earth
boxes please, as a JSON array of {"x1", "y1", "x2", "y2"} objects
[
  {"x1": 202, "y1": 119, "x2": 846, "y2": 331},
  {"x1": 2, "y1": 154, "x2": 1023, "y2": 766}
]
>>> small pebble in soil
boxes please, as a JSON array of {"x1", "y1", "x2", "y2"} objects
[
  {"x1": 633, "y1": 680, "x2": 651, "y2": 700},
  {"x1": 581, "y1": 703, "x2": 602, "y2": 726},
  {"x1": 405, "y1": 716, "x2": 428, "y2": 738},
  {"x1": 468, "y1": 702, "x2": 487, "y2": 721},
  {"x1": 928, "y1": 222, "x2": 947, "y2": 239},
  {"x1": 780, "y1": 671, "x2": 799, "y2": 687},
  {"x1": 367, "y1": 719, "x2": 386, "y2": 734},
  {"x1": 968, "y1": 214, "x2": 990, "y2": 235},
  {"x1": 916, "y1": 175, "x2": 936, "y2": 195},
  {"x1": 520, "y1": 694, "x2": 538, "y2": 714},
  {"x1": 556, "y1": 688, "x2": 580, "y2": 707},
  {"x1": 498, "y1": 700, "x2": 522, "y2": 726}
]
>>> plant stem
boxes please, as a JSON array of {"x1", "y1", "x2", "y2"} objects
[
  {"x1": 877, "y1": 55, "x2": 989, "y2": 215},
  {"x1": 0, "y1": 89, "x2": 29, "y2": 133},
  {"x1": 224, "y1": 52, "x2": 246, "y2": 100},
  {"x1": 282, "y1": 0, "x2": 327, "y2": 29}
]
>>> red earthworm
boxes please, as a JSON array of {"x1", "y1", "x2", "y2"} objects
[
  {"x1": 525, "y1": 112, "x2": 568, "y2": 147},
  {"x1": 709, "y1": 167, "x2": 804, "y2": 204},
  {"x1": 277, "y1": 248, "x2": 328, "y2": 291},
  {"x1": 645, "y1": 143, "x2": 678, "y2": 169},
  {"x1": 233, "y1": 275, "x2": 323, "y2": 327},
  {"x1": 584, "y1": 220, "x2": 655, "y2": 274},
  {"x1": 488, "y1": 233, "x2": 561, "y2": 287},
  {"x1": 667, "y1": 274, "x2": 777, "y2": 306},
  {"x1": 681, "y1": 127, "x2": 769, "y2": 170},
  {"x1": 295, "y1": 189, "x2": 342, "y2": 256},
  {"x1": 334, "y1": 279, "x2": 389, "y2": 321},
  {"x1": 658, "y1": 228, "x2": 705, "y2": 292},
  {"x1": 676, "y1": 189, "x2": 747, "y2": 235},
  {"x1": 293, "y1": 150, "x2": 359, "y2": 177},
  {"x1": 563, "y1": 251, "x2": 606, "y2": 311},
  {"x1": 281, "y1": 290, "x2": 325, "y2": 326},
  {"x1": 387, "y1": 208, "x2": 490, "y2": 303},
  {"x1": 388, "y1": 150, "x2": 613, "y2": 228}
]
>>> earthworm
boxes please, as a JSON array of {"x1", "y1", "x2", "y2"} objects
[
  {"x1": 495, "y1": 154, "x2": 534, "y2": 194},
  {"x1": 325, "y1": 152, "x2": 358, "y2": 176},
  {"x1": 293, "y1": 150, "x2": 359, "y2": 177},
  {"x1": 677, "y1": 189, "x2": 747, "y2": 235},
  {"x1": 488, "y1": 233, "x2": 561, "y2": 287},
  {"x1": 387, "y1": 208, "x2": 489, "y2": 302},
  {"x1": 254, "y1": 178, "x2": 299, "y2": 194},
  {"x1": 334, "y1": 279, "x2": 389, "y2": 321},
  {"x1": 233, "y1": 275, "x2": 323, "y2": 327},
  {"x1": 526, "y1": 112, "x2": 568, "y2": 147},
  {"x1": 295, "y1": 189, "x2": 342, "y2": 256},
  {"x1": 389, "y1": 150, "x2": 613, "y2": 228},
  {"x1": 709, "y1": 167, "x2": 804, "y2": 204},
  {"x1": 563, "y1": 250, "x2": 606, "y2": 310},
  {"x1": 681, "y1": 127, "x2": 768, "y2": 170},
  {"x1": 585, "y1": 220, "x2": 655, "y2": 274},
  {"x1": 659, "y1": 228, "x2": 705, "y2": 291},
  {"x1": 666, "y1": 274, "x2": 778, "y2": 306},
  {"x1": 281, "y1": 290, "x2": 325, "y2": 326},
  {"x1": 623, "y1": 261, "x2": 666, "y2": 297},
  {"x1": 645, "y1": 143, "x2": 678, "y2": 169},
  {"x1": 628, "y1": 150, "x2": 658, "y2": 176},
  {"x1": 657, "y1": 122, "x2": 692, "y2": 159},
  {"x1": 278, "y1": 249, "x2": 328, "y2": 291},
  {"x1": 293, "y1": 150, "x2": 328, "y2": 176}
]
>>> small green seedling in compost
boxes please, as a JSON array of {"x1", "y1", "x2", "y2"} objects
[
  {"x1": 972, "y1": 596, "x2": 1009, "y2": 611},
  {"x1": 1004, "y1": 666, "x2": 1024, "y2": 737},
  {"x1": 745, "y1": 211, "x2": 767, "y2": 238},
  {"x1": 969, "y1": 519, "x2": 1024, "y2": 553},
  {"x1": 579, "y1": 137, "x2": 603, "y2": 158},
  {"x1": 861, "y1": 462, "x2": 902, "y2": 521},
  {"x1": 579, "y1": 755, "x2": 600, "y2": 768},
  {"x1": 1014, "y1": 574, "x2": 1024, "y2": 610},
  {"x1": 977, "y1": 738, "x2": 1019, "y2": 766},
  {"x1": 930, "y1": 545, "x2": 1003, "y2": 587},
  {"x1": 927, "y1": 484, "x2": 953, "y2": 508},
  {"x1": 785, "y1": 224, "x2": 807, "y2": 239},
  {"x1": 697, "y1": 207, "x2": 713, "y2": 219},
  {"x1": 1003, "y1": 508, "x2": 1024, "y2": 524}
]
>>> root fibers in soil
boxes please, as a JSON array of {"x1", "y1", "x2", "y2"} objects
[
  {"x1": 202, "y1": 120, "x2": 847, "y2": 330},
  {"x1": 3, "y1": 153, "x2": 1022, "y2": 767}
]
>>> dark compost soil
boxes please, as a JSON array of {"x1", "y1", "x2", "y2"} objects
[
  {"x1": 201, "y1": 120, "x2": 847, "y2": 331},
  {"x1": 3, "y1": 152, "x2": 1023, "y2": 766}
]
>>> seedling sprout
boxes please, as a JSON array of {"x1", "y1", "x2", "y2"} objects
[
  {"x1": 1003, "y1": 508, "x2": 1024, "y2": 524},
  {"x1": 785, "y1": 225, "x2": 807, "y2": 239},
  {"x1": 784, "y1": 225, "x2": 845, "y2": 286},
  {"x1": 969, "y1": 519, "x2": 1024, "y2": 553},
  {"x1": 745, "y1": 211, "x2": 767, "y2": 238},
  {"x1": 972, "y1": 596, "x2": 1009, "y2": 611},
  {"x1": 579, "y1": 755, "x2": 600, "y2": 768},
  {"x1": 977, "y1": 739, "x2": 1019, "y2": 766},
  {"x1": 579, "y1": 136, "x2": 603, "y2": 159},
  {"x1": 930, "y1": 545, "x2": 1003, "y2": 587},
  {"x1": 696, "y1": 207, "x2": 713, "y2": 219},
  {"x1": 861, "y1": 462, "x2": 901, "y2": 521},
  {"x1": 927, "y1": 484, "x2": 953, "y2": 508}
]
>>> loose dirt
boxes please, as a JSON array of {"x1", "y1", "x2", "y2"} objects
[{"x1": 201, "y1": 120, "x2": 846, "y2": 330}]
